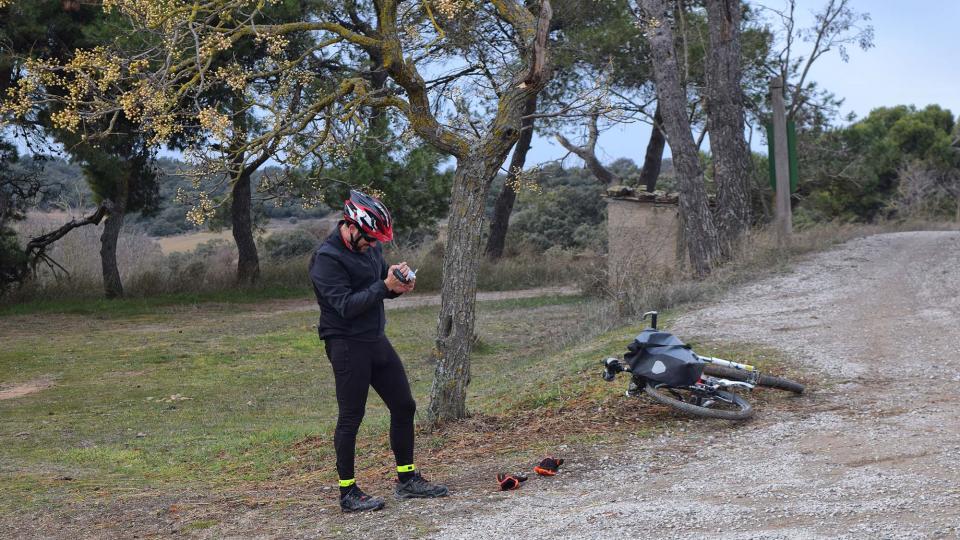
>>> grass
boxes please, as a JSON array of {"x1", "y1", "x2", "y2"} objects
[
  {"x1": 7, "y1": 212, "x2": 598, "y2": 309},
  {"x1": 2, "y1": 297, "x2": 711, "y2": 527},
  {"x1": 1, "y1": 253, "x2": 593, "y2": 316},
  {"x1": 0, "y1": 297, "x2": 814, "y2": 540},
  {"x1": 0, "y1": 284, "x2": 312, "y2": 317},
  {"x1": 0, "y1": 293, "x2": 627, "y2": 513}
]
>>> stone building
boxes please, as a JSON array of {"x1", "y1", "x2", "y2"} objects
[{"x1": 605, "y1": 186, "x2": 685, "y2": 291}]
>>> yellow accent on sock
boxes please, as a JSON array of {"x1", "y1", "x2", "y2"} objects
[
  {"x1": 397, "y1": 464, "x2": 416, "y2": 473},
  {"x1": 339, "y1": 478, "x2": 356, "y2": 487}
]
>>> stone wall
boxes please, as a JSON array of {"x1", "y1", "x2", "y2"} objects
[{"x1": 605, "y1": 195, "x2": 683, "y2": 291}]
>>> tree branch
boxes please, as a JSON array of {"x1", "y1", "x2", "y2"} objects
[
  {"x1": 14, "y1": 202, "x2": 112, "y2": 283},
  {"x1": 554, "y1": 112, "x2": 617, "y2": 186}
]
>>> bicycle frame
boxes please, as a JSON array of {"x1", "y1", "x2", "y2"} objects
[
  {"x1": 604, "y1": 355, "x2": 757, "y2": 391},
  {"x1": 694, "y1": 354, "x2": 761, "y2": 384},
  {"x1": 695, "y1": 354, "x2": 756, "y2": 371}
]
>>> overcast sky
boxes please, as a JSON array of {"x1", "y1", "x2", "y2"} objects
[{"x1": 524, "y1": 0, "x2": 960, "y2": 168}]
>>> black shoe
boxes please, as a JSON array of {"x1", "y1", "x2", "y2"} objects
[
  {"x1": 340, "y1": 485, "x2": 385, "y2": 513},
  {"x1": 395, "y1": 472, "x2": 449, "y2": 499}
]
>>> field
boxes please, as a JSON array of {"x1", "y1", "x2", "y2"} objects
[
  {"x1": 154, "y1": 217, "x2": 337, "y2": 254},
  {"x1": 0, "y1": 285, "x2": 807, "y2": 536},
  {"x1": 0, "y1": 293, "x2": 632, "y2": 526},
  {"x1": 22, "y1": 211, "x2": 336, "y2": 255}
]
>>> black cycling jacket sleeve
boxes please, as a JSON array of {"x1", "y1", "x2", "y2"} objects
[
  {"x1": 381, "y1": 257, "x2": 401, "y2": 299},
  {"x1": 310, "y1": 253, "x2": 389, "y2": 318}
]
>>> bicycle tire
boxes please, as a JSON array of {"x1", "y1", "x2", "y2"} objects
[
  {"x1": 702, "y1": 365, "x2": 805, "y2": 394},
  {"x1": 644, "y1": 382, "x2": 754, "y2": 421}
]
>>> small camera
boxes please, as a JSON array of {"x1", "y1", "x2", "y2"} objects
[{"x1": 392, "y1": 267, "x2": 417, "y2": 283}]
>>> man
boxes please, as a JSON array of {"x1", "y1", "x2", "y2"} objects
[{"x1": 309, "y1": 190, "x2": 449, "y2": 513}]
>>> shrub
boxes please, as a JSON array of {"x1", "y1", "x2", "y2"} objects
[
  {"x1": 260, "y1": 228, "x2": 320, "y2": 261},
  {"x1": 494, "y1": 165, "x2": 607, "y2": 254},
  {"x1": 384, "y1": 241, "x2": 597, "y2": 292},
  {"x1": 0, "y1": 228, "x2": 27, "y2": 289}
]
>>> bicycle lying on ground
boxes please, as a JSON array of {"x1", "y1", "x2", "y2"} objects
[{"x1": 601, "y1": 311, "x2": 804, "y2": 420}]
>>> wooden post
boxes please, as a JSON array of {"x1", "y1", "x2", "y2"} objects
[{"x1": 770, "y1": 77, "x2": 792, "y2": 244}]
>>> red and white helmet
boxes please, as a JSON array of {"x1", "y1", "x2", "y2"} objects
[{"x1": 343, "y1": 189, "x2": 393, "y2": 242}]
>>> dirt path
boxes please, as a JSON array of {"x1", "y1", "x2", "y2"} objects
[
  {"x1": 431, "y1": 231, "x2": 960, "y2": 539},
  {"x1": 0, "y1": 378, "x2": 54, "y2": 401},
  {"x1": 263, "y1": 285, "x2": 580, "y2": 315}
]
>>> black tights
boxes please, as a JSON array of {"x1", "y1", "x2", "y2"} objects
[{"x1": 324, "y1": 336, "x2": 416, "y2": 481}]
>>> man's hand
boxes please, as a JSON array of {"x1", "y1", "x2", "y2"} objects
[{"x1": 385, "y1": 262, "x2": 415, "y2": 294}]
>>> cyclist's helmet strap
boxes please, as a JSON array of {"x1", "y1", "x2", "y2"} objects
[{"x1": 343, "y1": 189, "x2": 393, "y2": 243}]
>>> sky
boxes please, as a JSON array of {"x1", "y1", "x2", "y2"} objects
[{"x1": 523, "y1": 0, "x2": 960, "y2": 168}]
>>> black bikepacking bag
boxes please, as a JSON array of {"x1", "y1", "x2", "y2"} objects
[{"x1": 624, "y1": 329, "x2": 703, "y2": 387}]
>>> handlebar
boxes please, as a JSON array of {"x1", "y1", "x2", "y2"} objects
[
  {"x1": 601, "y1": 357, "x2": 627, "y2": 381},
  {"x1": 642, "y1": 311, "x2": 658, "y2": 329}
]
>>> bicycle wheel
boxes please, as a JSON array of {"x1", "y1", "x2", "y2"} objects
[
  {"x1": 702, "y1": 364, "x2": 805, "y2": 394},
  {"x1": 644, "y1": 382, "x2": 753, "y2": 420}
]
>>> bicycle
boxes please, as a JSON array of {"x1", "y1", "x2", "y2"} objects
[{"x1": 601, "y1": 311, "x2": 804, "y2": 420}]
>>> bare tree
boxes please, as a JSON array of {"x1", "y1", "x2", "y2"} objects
[
  {"x1": 896, "y1": 160, "x2": 960, "y2": 222},
  {"x1": 5, "y1": 0, "x2": 555, "y2": 421},
  {"x1": 763, "y1": 0, "x2": 874, "y2": 123},
  {"x1": 316, "y1": 1, "x2": 556, "y2": 422}
]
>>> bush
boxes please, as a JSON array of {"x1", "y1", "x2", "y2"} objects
[
  {"x1": 159, "y1": 239, "x2": 235, "y2": 293},
  {"x1": 260, "y1": 228, "x2": 320, "y2": 261},
  {"x1": 489, "y1": 163, "x2": 608, "y2": 254},
  {"x1": 0, "y1": 227, "x2": 27, "y2": 289},
  {"x1": 384, "y1": 241, "x2": 598, "y2": 292},
  {"x1": 506, "y1": 186, "x2": 607, "y2": 253}
]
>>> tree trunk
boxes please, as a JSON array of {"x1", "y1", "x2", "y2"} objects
[
  {"x1": 232, "y1": 167, "x2": 260, "y2": 285},
  {"x1": 391, "y1": 0, "x2": 553, "y2": 424},
  {"x1": 426, "y1": 159, "x2": 485, "y2": 422},
  {"x1": 99, "y1": 192, "x2": 126, "y2": 299},
  {"x1": 639, "y1": 104, "x2": 666, "y2": 192},
  {"x1": 705, "y1": 0, "x2": 753, "y2": 258},
  {"x1": 583, "y1": 154, "x2": 616, "y2": 186},
  {"x1": 0, "y1": 67, "x2": 11, "y2": 97},
  {"x1": 485, "y1": 93, "x2": 538, "y2": 259},
  {"x1": 639, "y1": 0, "x2": 720, "y2": 277},
  {"x1": 427, "y1": 90, "x2": 543, "y2": 424}
]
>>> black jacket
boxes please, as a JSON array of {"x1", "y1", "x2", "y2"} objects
[{"x1": 309, "y1": 225, "x2": 400, "y2": 341}]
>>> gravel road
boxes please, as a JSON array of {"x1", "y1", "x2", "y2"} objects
[{"x1": 430, "y1": 231, "x2": 960, "y2": 539}]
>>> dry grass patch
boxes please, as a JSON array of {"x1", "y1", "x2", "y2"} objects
[{"x1": 0, "y1": 378, "x2": 55, "y2": 401}]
